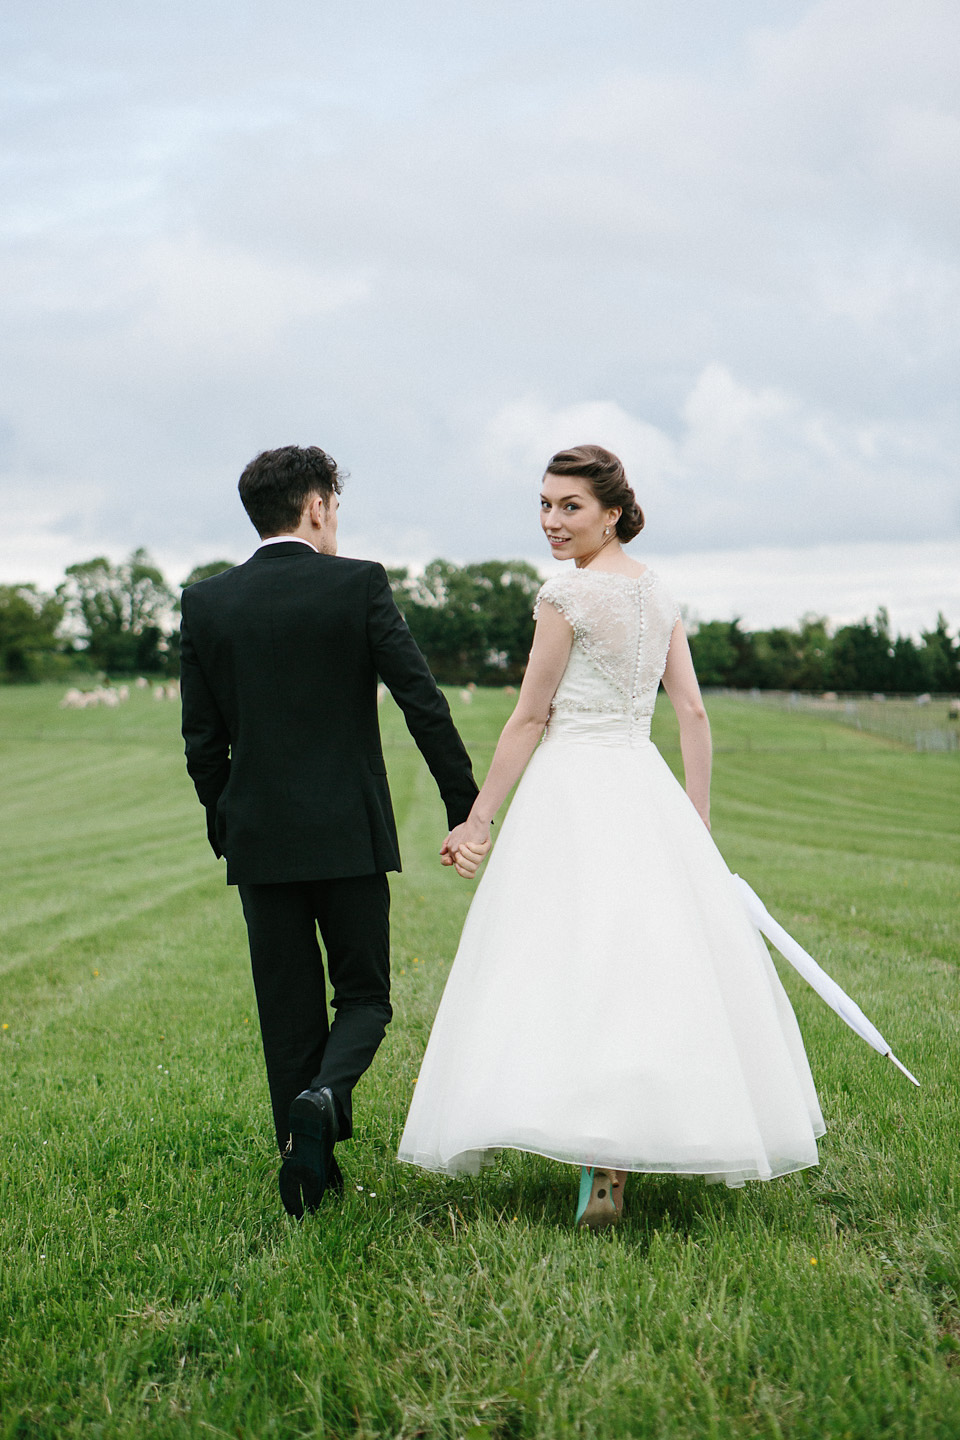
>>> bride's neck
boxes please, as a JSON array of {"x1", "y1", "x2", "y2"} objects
[{"x1": 575, "y1": 532, "x2": 619, "y2": 569}]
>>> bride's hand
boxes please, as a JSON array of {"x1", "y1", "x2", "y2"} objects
[
  {"x1": 452, "y1": 840, "x2": 490, "y2": 878},
  {"x1": 441, "y1": 819, "x2": 492, "y2": 878}
]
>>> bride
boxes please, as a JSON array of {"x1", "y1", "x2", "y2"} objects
[{"x1": 398, "y1": 445, "x2": 824, "y2": 1228}]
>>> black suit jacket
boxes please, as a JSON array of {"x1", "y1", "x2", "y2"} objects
[{"x1": 180, "y1": 542, "x2": 478, "y2": 885}]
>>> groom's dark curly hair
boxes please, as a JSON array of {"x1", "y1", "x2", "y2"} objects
[{"x1": 238, "y1": 445, "x2": 344, "y2": 537}]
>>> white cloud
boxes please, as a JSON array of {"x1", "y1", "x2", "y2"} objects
[
  {"x1": 481, "y1": 365, "x2": 957, "y2": 552},
  {"x1": 0, "y1": 0, "x2": 957, "y2": 594},
  {"x1": 647, "y1": 539, "x2": 960, "y2": 639},
  {"x1": 130, "y1": 235, "x2": 373, "y2": 362}
]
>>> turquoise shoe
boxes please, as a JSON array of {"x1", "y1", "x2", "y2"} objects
[{"x1": 576, "y1": 1166, "x2": 619, "y2": 1230}]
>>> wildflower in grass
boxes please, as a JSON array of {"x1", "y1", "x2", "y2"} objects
[
  {"x1": 810, "y1": 1257, "x2": 818, "y2": 1265},
  {"x1": 93, "y1": 969, "x2": 100, "y2": 977},
  {"x1": 2, "y1": 1023, "x2": 8, "y2": 1031}
]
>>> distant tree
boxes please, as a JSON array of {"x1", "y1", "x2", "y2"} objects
[
  {"x1": 752, "y1": 627, "x2": 803, "y2": 690},
  {"x1": 389, "y1": 559, "x2": 540, "y2": 683},
  {"x1": 461, "y1": 560, "x2": 541, "y2": 678},
  {"x1": 793, "y1": 615, "x2": 831, "y2": 692},
  {"x1": 828, "y1": 610, "x2": 893, "y2": 693},
  {"x1": 391, "y1": 560, "x2": 486, "y2": 683},
  {"x1": 60, "y1": 549, "x2": 176, "y2": 674},
  {"x1": 725, "y1": 619, "x2": 764, "y2": 688},
  {"x1": 688, "y1": 620, "x2": 739, "y2": 687},
  {"x1": 0, "y1": 584, "x2": 65, "y2": 681},
  {"x1": 889, "y1": 633, "x2": 927, "y2": 693},
  {"x1": 919, "y1": 614, "x2": 960, "y2": 693},
  {"x1": 181, "y1": 560, "x2": 236, "y2": 589}
]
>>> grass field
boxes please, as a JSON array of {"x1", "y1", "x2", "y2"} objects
[
  {"x1": 1, "y1": 683, "x2": 959, "y2": 1439},
  {"x1": 739, "y1": 692, "x2": 960, "y2": 753}
]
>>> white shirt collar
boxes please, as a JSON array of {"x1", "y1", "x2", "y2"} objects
[{"x1": 256, "y1": 535, "x2": 318, "y2": 553}]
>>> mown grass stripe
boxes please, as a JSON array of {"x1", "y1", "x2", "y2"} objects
[{"x1": 0, "y1": 684, "x2": 957, "y2": 1438}]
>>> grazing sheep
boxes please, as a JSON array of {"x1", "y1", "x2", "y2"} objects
[
  {"x1": 376, "y1": 683, "x2": 387, "y2": 706},
  {"x1": 60, "y1": 688, "x2": 84, "y2": 709},
  {"x1": 458, "y1": 688, "x2": 473, "y2": 705},
  {"x1": 135, "y1": 676, "x2": 149, "y2": 689}
]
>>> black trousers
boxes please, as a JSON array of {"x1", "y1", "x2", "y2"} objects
[{"x1": 237, "y1": 873, "x2": 392, "y2": 1153}]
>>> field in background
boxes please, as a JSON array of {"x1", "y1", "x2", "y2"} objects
[
  {"x1": 736, "y1": 691, "x2": 960, "y2": 752},
  {"x1": 1, "y1": 683, "x2": 959, "y2": 1438}
]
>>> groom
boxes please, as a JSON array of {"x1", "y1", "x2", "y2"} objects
[{"x1": 180, "y1": 445, "x2": 481, "y2": 1217}]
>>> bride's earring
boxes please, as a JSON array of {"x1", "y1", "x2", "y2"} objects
[{"x1": 603, "y1": 527, "x2": 610, "y2": 536}]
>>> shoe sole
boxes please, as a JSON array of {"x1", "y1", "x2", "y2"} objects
[
  {"x1": 279, "y1": 1159, "x2": 325, "y2": 1219},
  {"x1": 280, "y1": 1090, "x2": 338, "y2": 1217}
]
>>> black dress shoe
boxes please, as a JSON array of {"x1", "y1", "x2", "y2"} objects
[
  {"x1": 326, "y1": 1153, "x2": 344, "y2": 1198},
  {"x1": 278, "y1": 1087, "x2": 340, "y2": 1218}
]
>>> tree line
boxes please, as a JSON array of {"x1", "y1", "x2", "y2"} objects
[
  {"x1": 0, "y1": 551, "x2": 232, "y2": 682},
  {"x1": 1, "y1": 550, "x2": 957, "y2": 694}
]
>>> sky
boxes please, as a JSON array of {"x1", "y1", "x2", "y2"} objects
[{"x1": 2, "y1": 0, "x2": 958, "y2": 636}]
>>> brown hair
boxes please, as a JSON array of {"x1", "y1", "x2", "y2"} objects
[
  {"x1": 544, "y1": 444, "x2": 644, "y2": 542},
  {"x1": 238, "y1": 445, "x2": 343, "y2": 537}
]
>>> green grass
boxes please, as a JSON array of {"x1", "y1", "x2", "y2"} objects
[
  {"x1": 739, "y1": 692, "x2": 960, "y2": 752},
  {"x1": 1, "y1": 683, "x2": 958, "y2": 1438}
]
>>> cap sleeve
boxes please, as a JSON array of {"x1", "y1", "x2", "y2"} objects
[
  {"x1": 653, "y1": 575, "x2": 681, "y2": 632},
  {"x1": 533, "y1": 574, "x2": 585, "y2": 637}
]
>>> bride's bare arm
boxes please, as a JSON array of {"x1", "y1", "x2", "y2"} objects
[
  {"x1": 661, "y1": 618, "x2": 712, "y2": 829},
  {"x1": 443, "y1": 601, "x2": 573, "y2": 862}
]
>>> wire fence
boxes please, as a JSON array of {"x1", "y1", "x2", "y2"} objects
[{"x1": 727, "y1": 690, "x2": 960, "y2": 752}]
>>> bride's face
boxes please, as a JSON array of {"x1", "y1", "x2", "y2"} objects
[{"x1": 540, "y1": 473, "x2": 617, "y2": 561}]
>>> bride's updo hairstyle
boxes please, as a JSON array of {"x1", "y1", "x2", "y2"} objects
[{"x1": 544, "y1": 444, "x2": 645, "y2": 542}]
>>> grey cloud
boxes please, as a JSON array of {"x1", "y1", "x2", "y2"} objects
[{"x1": 0, "y1": 0, "x2": 957, "y2": 584}]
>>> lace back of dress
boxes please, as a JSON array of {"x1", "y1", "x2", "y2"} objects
[{"x1": 534, "y1": 571, "x2": 679, "y2": 719}]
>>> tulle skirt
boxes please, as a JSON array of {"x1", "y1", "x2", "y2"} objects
[{"x1": 398, "y1": 715, "x2": 824, "y2": 1186}]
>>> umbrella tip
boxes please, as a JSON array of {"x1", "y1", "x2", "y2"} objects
[{"x1": 886, "y1": 1051, "x2": 921, "y2": 1087}]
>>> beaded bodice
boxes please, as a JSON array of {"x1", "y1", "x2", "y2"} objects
[{"x1": 534, "y1": 569, "x2": 679, "y2": 729}]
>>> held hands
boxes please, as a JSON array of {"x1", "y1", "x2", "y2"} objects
[{"x1": 440, "y1": 818, "x2": 492, "y2": 879}]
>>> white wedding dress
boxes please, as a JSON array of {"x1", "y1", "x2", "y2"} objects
[{"x1": 398, "y1": 569, "x2": 825, "y2": 1187}]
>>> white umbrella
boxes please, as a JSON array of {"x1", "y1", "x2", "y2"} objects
[{"x1": 731, "y1": 874, "x2": 920, "y2": 1087}]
